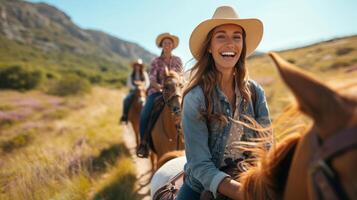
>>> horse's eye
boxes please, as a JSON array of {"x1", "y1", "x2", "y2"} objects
[{"x1": 173, "y1": 107, "x2": 180, "y2": 113}]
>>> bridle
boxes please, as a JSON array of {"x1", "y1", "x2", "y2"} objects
[
  {"x1": 134, "y1": 84, "x2": 146, "y2": 105},
  {"x1": 309, "y1": 125, "x2": 357, "y2": 200},
  {"x1": 162, "y1": 76, "x2": 183, "y2": 150}
]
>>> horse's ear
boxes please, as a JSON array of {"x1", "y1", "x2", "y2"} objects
[
  {"x1": 268, "y1": 52, "x2": 349, "y2": 137},
  {"x1": 164, "y1": 66, "x2": 169, "y2": 76}
]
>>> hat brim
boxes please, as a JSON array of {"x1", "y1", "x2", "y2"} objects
[
  {"x1": 156, "y1": 35, "x2": 179, "y2": 49},
  {"x1": 189, "y1": 18, "x2": 263, "y2": 60}
]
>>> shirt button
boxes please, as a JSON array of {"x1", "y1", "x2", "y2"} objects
[{"x1": 226, "y1": 109, "x2": 230, "y2": 113}]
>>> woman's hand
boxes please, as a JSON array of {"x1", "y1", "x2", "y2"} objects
[
  {"x1": 217, "y1": 177, "x2": 242, "y2": 200},
  {"x1": 150, "y1": 80, "x2": 163, "y2": 91},
  {"x1": 133, "y1": 80, "x2": 144, "y2": 87}
]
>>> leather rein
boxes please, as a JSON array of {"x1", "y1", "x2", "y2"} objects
[{"x1": 309, "y1": 125, "x2": 357, "y2": 200}]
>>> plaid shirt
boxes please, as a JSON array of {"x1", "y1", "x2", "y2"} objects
[{"x1": 147, "y1": 55, "x2": 183, "y2": 95}]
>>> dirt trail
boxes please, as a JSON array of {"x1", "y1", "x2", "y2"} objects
[{"x1": 119, "y1": 92, "x2": 152, "y2": 200}]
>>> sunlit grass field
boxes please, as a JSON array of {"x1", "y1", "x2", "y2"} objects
[
  {"x1": 248, "y1": 35, "x2": 357, "y2": 121},
  {"x1": 0, "y1": 87, "x2": 137, "y2": 200}
]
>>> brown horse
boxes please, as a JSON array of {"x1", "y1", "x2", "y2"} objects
[
  {"x1": 236, "y1": 52, "x2": 357, "y2": 200},
  {"x1": 128, "y1": 81, "x2": 147, "y2": 148},
  {"x1": 150, "y1": 68, "x2": 185, "y2": 169}
]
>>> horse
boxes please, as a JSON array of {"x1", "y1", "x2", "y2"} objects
[
  {"x1": 127, "y1": 81, "x2": 147, "y2": 148},
  {"x1": 150, "y1": 68, "x2": 185, "y2": 170},
  {"x1": 151, "y1": 52, "x2": 357, "y2": 200},
  {"x1": 236, "y1": 52, "x2": 357, "y2": 200}
]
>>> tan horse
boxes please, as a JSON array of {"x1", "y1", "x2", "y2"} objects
[
  {"x1": 150, "y1": 69, "x2": 185, "y2": 170},
  {"x1": 236, "y1": 52, "x2": 357, "y2": 200},
  {"x1": 128, "y1": 81, "x2": 147, "y2": 148}
]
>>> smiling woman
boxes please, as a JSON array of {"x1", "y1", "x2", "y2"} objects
[
  {"x1": 177, "y1": 6, "x2": 272, "y2": 200},
  {"x1": 209, "y1": 25, "x2": 244, "y2": 106}
]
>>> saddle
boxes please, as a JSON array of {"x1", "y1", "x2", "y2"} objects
[
  {"x1": 152, "y1": 163, "x2": 244, "y2": 200},
  {"x1": 153, "y1": 171, "x2": 185, "y2": 200},
  {"x1": 143, "y1": 95, "x2": 165, "y2": 152}
]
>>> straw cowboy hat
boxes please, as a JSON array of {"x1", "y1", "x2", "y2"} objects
[
  {"x1": 131, "y1": 58, "x2": 144, "y2": 68},
  {"x1": 156, "y1": 33, "x2": 179, "y2": 49},
  {"x1": 189, "y1": 5, "x2": 263, "y2": 60}
]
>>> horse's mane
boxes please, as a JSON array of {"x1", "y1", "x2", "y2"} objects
[
  {"x1": 230, "y1": 105, "x2": 308, "y2": 200},
  {"x1": 239, "y1": 133, "x2": 300, "y2": 200},
  {"x1": 164, "y1": 70, "x2": 182, "y2": 83}
]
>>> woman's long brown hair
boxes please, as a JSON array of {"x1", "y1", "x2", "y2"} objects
[
  {"x1": 131, "y1": 65, "x2": 145, "y2": 82},
  {"x1": 183, "y1": 26, "x2": 251, "y2": 124},
  {"x1": 159, "y1": 37, "x2": 174, "y2": 57}
]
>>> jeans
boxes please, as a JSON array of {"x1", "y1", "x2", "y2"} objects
[
  {"x1": 123, "y1": 90, "x2": 135, "y2": 117},
  {"x1": 139, "y1": 92, "x2": 162, "y2": 140},
  {"x1": 176, "y1": 181, "x2": 201, "y2": 200}
]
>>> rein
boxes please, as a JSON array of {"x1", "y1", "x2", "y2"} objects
[
  {"x1": 164, "y1": 94, "x2": 183, "y2": 150},
  {"x1": 309, "y1": 125, "x2": 357, "y2": 200}
]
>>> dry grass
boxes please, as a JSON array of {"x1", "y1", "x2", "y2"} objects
[
  {"x1": 0, "y1": 87, "x2": 136, "y2": 200},
  {"x1": 91, "y1": 158, "x2": 137, "y2": 200},
  {"x1": 247, "y1": 35, "x2": 357, "y2": 120}
]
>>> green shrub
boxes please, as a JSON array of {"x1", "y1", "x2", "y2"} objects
[
  {"x1": 48, "y1": 74, "x2": 91, "y2": 96},
  {"x1": 287, "y1": 58, "x2": 296, "y2": 64},
  {"x1": 0, "y1": 118, "x2": 16, "y2": 128},
  {"x1": 335, "y1": 47, "x2": 354, "y2": 56},
  {"x1": 103, "y1": 72, "x2": 127, "y2": 88},
  {"x1": 45, "y1": 71, "x2": 60, "y2": 80},
  {"x1": 42, "y1": 108, "x2": 69, "y2": 120},
  {"x1": 1, "y1": 133, "x2": 32, "y2": 152},
  {"x1": 89, "y1": 74, "x2": 103, "y2": 84},
  {"x1": 0, "y1": 65, "x2": 43, "y2": 90},
  {"x1": 329, "y1": 61, "x2": 350, "y2": 69}
]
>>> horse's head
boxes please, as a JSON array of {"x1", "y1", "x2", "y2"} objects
[
  {"x1": 269, "y1": 52, "x2": 357, "y2": 200},
  {"x1": 162, "y1": 67, "x2": 184, "y2": 123},
  {"x1": 133, "y1": 80, "x2": 146, "y2": 105},
  {"x1": 238, "y1": 52, "x2": 357, "y2": 200}
]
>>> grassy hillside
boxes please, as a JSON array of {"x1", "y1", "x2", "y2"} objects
[
  {"x1": 0, "y1": 0, "x2": 156, "y2": 91},
  {"x1": 247, "y1": 35, "x2": 357, "y2": 120},
  {"x1": 0, "y1": 36, "x2": 129, "y2": 89}
]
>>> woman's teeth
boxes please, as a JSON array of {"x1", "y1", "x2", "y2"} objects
[{"x1": 220, "y1": 52, "x2": 236, "y2": 57}]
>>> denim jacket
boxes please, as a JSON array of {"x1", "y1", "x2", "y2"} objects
[{"x1": 182, "y1": 79, "x2": 271, "y2": 197}]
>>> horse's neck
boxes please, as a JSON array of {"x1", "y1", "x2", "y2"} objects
[
  {"x1": 160, "y1": 105, "x2": 177, "y2": 136},
  {"x1": 129, "y1": 93, "x2": 143, "y2": 118},
  {"x1": 283, "y1": 133, "x2": 314, "y2": 200},
  {"x1": 161, "y1": 105, "x2": 184, "y2": 149}
]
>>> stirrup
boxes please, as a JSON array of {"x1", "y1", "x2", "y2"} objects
[
  {"x1": 119, "y1": 115, "x2": 128, "y2": 125},
  {"x1": 136, "y1": 143, "x2": 149, "y2": 158}
]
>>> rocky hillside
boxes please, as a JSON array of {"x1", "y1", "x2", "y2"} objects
[{"x1": 0, "y1": 0, "x2": 155, "y2": 70}]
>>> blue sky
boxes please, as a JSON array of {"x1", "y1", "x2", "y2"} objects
[{"x1": 28, "y1": 0, "x2": 357, "y2": 69}]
